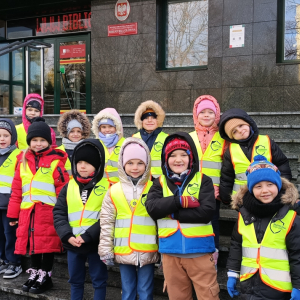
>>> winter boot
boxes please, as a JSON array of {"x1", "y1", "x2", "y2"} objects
[
  {"x1": 29, "y1": 269, "x2": 53, "y2": 294},
  {"x1": 22, "y1": 268, "x2": 39, "y2": 292}
]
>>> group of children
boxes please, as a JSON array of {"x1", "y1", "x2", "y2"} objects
[{"x1": 0, "y1": 92, "x2": 299, "y2": 300}]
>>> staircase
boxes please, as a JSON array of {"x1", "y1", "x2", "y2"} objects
[{"x1": 0, "y1": 111, "x2": 299, "y2": 300}]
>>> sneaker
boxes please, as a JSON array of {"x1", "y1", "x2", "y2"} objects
[
  {"x1": 29, "y1": 269, "x2": 53, "y2": 294},
  {"x1": 3, "y1": 264, "x2": 22, "y2": 279},
  {"x1": 22, "y1": 268, "x2": 38, "y2": 292},
  {"x1": 0, "y1": 260, "x2": 8, "y2": 274}
]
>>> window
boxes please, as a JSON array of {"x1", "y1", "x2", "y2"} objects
[{"x1": 157, "y1": 0, "x2": 208, "y2": 70}]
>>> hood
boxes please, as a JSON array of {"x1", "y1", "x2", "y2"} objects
[
  {"x1": 0, "y1": 118, "x2": 17, "y2": 145},
  {"x1": 22, "y1": 93, "x2": 45, "y2": 132},
  {"x1": 134, "y1": 100, "x2": 165, "y2": 130},
  {"x1": 71, "y1": 138, "x2": 106, "y2": 186},
  {"x1": 193, "y1": 95, "x2": 221, "y2": 128},
  {"x1": 92, "y1": 108, "x2": 123, "y2": 140},
  {"x1": 231, "y1": 178, "x2": 299, "y2": 210},
  {"x1": 161, "y1": 132, "x2": 200, "y2": 176},
  {"x1": 57, "y1": 109, "x2": 91, "y2": 139},
  {"x1": 219, "y1": 108, "x2": 259, "y2": 143},
  {"x1": 118, "y1": 137, "x2": 151, "y2": 186}
]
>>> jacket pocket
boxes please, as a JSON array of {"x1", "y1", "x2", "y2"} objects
[{"x1": 209, "y1": 281, "x2": 220, "y2": 297}]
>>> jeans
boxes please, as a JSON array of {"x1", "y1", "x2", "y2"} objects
[
  {"x1": 119, "y1": 263, "x2": 155, "y2": 300},
  {"x1": 211, "y1": 200, "x2": 221, "y2": 250},
  {"x1": 67, "y1": 250, "x2": 108, "y2": 300}
]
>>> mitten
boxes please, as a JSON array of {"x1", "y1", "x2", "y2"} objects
[
  {"x1": 102, "y1": 258, "x2": 114, "y2": 266},
  {"x1": 227, "y1": 276, "x2": 240, "y2": 298},
  {"x1": 291, "y1": 288, "x2": 300, "y2": 300},
  {"x1": 180, "y1": 196, "x2": 199, "y2": 208},
  {"x1": 212, "y1": 249, "x2": 219, "y2": 266}
]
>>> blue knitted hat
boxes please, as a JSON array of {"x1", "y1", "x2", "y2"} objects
[{"x1": 246, "y1": 155, "x2": 282, "y2": 193}]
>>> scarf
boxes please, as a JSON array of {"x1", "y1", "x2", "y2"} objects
[
  {"x1": 127, "y1": 175, "x2": 142, "y2": 186},
  {"x1": 168, "y1": 169, "x2": 191, "y2": 186},
  {"x1": 98, "y1": 132, "x2": 119, "y2": 148},
  {"x1": 76, "y1": 172, "x2": 95, "y2": 184},
  {"x1": 0, "y1": 144, "x2": 17, "y2": 156},
  {"x1": 62, "y1": 138, "x2": 82, "y2": 150}
]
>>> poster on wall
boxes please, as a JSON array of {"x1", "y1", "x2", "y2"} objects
[
  {"x1": 115, "y1": 0, "x2": 130, "y2": 21},
  {"x1": 229, "y1": 25, "x2": 245, "y2": 48},
  {"x1": 14, "y1": 107, "x2": 22, "y2": 115}
]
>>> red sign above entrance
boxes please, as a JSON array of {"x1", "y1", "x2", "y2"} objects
[
  {"x1": 60, "y1": 44, "x2": 86, "y2": 59},
  {"x1": 108, "y1": 23, "x2": 138, "y2": 37}
]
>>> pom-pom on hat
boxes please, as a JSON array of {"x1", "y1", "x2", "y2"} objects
[
  {"x1": 196, "y1": 100, "x2": 217, "y2": 116},
  {"x1": 122, "y1": 143, "x2": 147, "y2": 166},
  {"x1": 26, "y1": 117, "x2": 52, "y2": 145},
  {"x1": 246, "y1": 155, "x2": 282, "y2": 193}
]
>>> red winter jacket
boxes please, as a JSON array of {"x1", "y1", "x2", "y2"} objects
[{"x1": 7, "y1": 148, "x2": 69, "y2": 255}]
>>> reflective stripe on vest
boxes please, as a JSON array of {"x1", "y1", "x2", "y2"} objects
[
  {"x1": 110, "y1": 181, "x2": 158, "y2": 255},
  {"x1": 16, "y1": 124, "x2": 28, "y2": 151},
  {"x1": 20, "y1": 160, "x2": 60, "y2": 208},
  {"x1": 189, "y1": 131, "x2": 225, "y2": 186},
  {"x1": 238, "y1": 211, "x2": 296, "y2": 292},
  {"x1": 0, "y1": 149, "x2": 21, "y2": 194},
  {"x1": 230, "y1": 135, "x2": 272, "y2": 194},
  {"x1": 67, "y1": 177, "x2": 109, "y2": 236},
  {"x1": 132, "y1": 132, "x2": 168, "y2": 177},
  {"x1": 158, "y1": 173, "x2": 214, "y2": 238},
  {"x1": 56, "y1": 145, "x2": 72, "y2": 178}
]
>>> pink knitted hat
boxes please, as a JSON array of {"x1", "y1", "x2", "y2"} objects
[
  {"x1": 196, "y1": 100, "x2": 217, "y2": 116},
  {"x1": 122, "y1": 143, "x2": 147, "y2": 166}
]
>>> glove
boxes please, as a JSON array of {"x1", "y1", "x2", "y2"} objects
[
  {"x1": 102, "y1": 258, "x2": 114, "y2": 266},
  {"x1": 291, "y1": 288, "x2": 300, "y2": 300},
  {"x1": 227, "y1": 277, "x2": 240, "y2": 298},
  {"x1": 212, "y1": 249, "x2": 219, "y2": 266},
  {"x1": 180, "y1": 196, "x2": 199, "y2": 208}
]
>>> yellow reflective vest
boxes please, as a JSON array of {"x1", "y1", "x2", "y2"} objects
[
  {"x1": 132, "y1": 132, "x2": 168, "y2": 178},
  {"x1": 20, "y1": 160, "x2": 60, "y2": 209},
  {"x1": 189, "y1": 131, "x2": 225, "y2": 186},
  {"x1": 0, "y1": 148, "x2": 21, "y2": 194},
  {"x1": 67, "y1": 177, "x2": 109, "y2": 236},
  {"x1": 158, "y1": 173, "x2": 214, "y2": 238},
  {"x1": 16, "y1": 124, "x2": 28, "y2": 151},
  {"x1": 230, "y1": 135, "x2": 272, "y2": 194},
  {"x1": 56, "y1": 144, "x2": 72, "y2": 178},
  {"x1": 238, "y1": 210, "x2": 296, "y2": 292},
  {"x1": 110, "y1": 181, "x2": 158, "y2": 255}
]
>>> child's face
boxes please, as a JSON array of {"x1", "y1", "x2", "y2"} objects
[
  {"x1": 26, "y1": 107, "x2": 40, "y2": 119},
  {"x1": 168, "y1": 149, "x2": 189, "y2": 174},
  {"x1": 99, "y1": 124, "x2": 116, "y2": 135},
  {"x1": 0, "y1": 129, "x2": 11, "y2": 149},
  {"x1": 30, "y1": 137, "x2": 49, "y2": 152},
  {"x1": 76, "y1": 161, "x2": 96, "y2": 177},
  {"x1": 68, "y1": 128, "x2": 82, "y2": 142},
  {"x1": 231, "y1": 124, "x2": 250, "y2": 140},
  {"x1": 197, "y1": 109, "x2": 216, "y2": 127},
  {"x1": 252, "y1": 181, "x2": 278, "y2": 204},
  {"x1": 142, "y1": 116, "x2": 158, "y2": 132},
  {"x1": 124, "y1": 159, "x2": 146, "y2": 178}
]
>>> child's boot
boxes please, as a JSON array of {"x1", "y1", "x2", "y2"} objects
[
  {"x1": 22, "y1": 268, "x2": 39, "y2": 292},
  {"x1": 29, "y1": 269, "x2": 53, "y2": 294}
]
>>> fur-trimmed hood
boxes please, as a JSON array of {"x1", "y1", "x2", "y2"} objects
[
  {"x1": 134, "y1": 100, "x2": 165, "y2": 130},
  {"x1": 57, "y1": 109, "x2": 91, "y2": 139},
  {"x1": 92, "y1": 108, "x2": 123, "y2": 140},
  {"x1": 231, "y1": 178, "x2": 299, "y2": 210}
]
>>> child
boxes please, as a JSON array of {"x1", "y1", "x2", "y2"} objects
[
  {"x1": 15, "y1": 93, "x2": 57, "y2": 150},
  {"x1": 57, "y1": 109, "x2": 91, "y2": 176},
  {"x1": 133, "y1": 100, "x2": 168, "y2": 179},
  {"x1": 92, "y1": 108, "x2": 125, "y2": 184},
  {"x1": 0, "y1": 119, "x2": 22, "y2": 278},
  {"x1": 226, "y1": 155, "x2": 300, "y2": 300},
  {"x1": 99, "y1": 137, "x2": 159, "y2": 300},
  {"x1": 219, "y1": 108, "x2": 292, "y2": 205},
  {"x1": 53, "y1": 139, "x2": 109, "y2": 300},
  {"x1": 146, "y1": 132, "x2": 220, "y2": 300},
  {"x1": 189, "y1": 95, "x2": 226, "y2": 266},
  {"x1": 7, "y1": 118, "x2": 69, "y2": 294}
]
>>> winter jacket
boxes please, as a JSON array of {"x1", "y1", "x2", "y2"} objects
[
  {"x1": 54, "y1": 139, "x2": 107, "y2": 254},
  {"x1": 146, "y1": 132, "x2": 216, "y2": 254},
  {"x1": 219, "y1": 108, "x2": 292, "y2": 205},
  {"x1": 227, "y1": 178, "x2": 300, "y2": 300},
  {"x1": 7, "y1": 147, "x2": 69, "y2": 255},
  {"x1": 99, "y1": 137, "x2": 159, "y2": 267},
  {"x1": 16, "y1": 93, "x2": 57, "y2": 149}
]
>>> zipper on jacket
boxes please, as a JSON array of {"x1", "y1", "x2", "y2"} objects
[
  {"x1": 57, "y1": 166, "x2": 65, "y2": 183},
  {"x1": 30, "y1": 208, "x2": 35, "y2": 254}
]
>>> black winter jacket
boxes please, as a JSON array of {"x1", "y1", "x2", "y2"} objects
[
  {"x1": 219, "y1": 109, "x2": 292, "y2": 204},
  {"x1": 53, "y1": 139, "x2": 106, "y2": 254},
  {"x1": 227, "y1": 179, "x2": 300, "y2": 300}
]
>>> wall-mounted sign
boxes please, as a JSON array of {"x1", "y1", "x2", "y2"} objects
[
  {"x1": 229, "y1": 25, "x2": 245, "y2": 48},
  {"x1": 108, "y1": 23, "x2": 138, "y2": 37},
  {"x1": 115, "y1": 0, "x2": 130, "y2": 22},
  {"x1": 60, "y1": 44, "x2": 86, "y2": 59}
]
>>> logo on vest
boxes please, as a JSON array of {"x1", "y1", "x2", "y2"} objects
[
  {"x1": 114, "y1": 146, "x2": 121, "y2": 155},
  {"x1": 2, "y1": 158, "x2": 12, "y2": 168},
  {"x1": 130, "y1": 199, "x2": 137, "y2": 208},
  {"x1": 94, "y1": 185, "x2": 106, "y2": 196},
  {"x1": 255, "y1": 145, "x2": 266, "y2": 156},
  {"x1": 210, "y1": 141, "x2": 222, "y2": 152},
  {"x1": 141, "y1": 194, "x2": 147, "y2": 206},
  {"x1": 270, "y1": 219, "x2": 286, "y2": 234},
  {"x1": 187, "y1": 183, "x2": 200, "y2": 195},
  {"x1": 40, "y1": 167, "x2": 52, "y2": 174},
  {"x1": 154, "y1": 142, "x2": 163, "y2": 152}
]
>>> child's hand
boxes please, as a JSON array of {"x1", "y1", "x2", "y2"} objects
[
  {"x1": 68, "y1": 237, "x2": 81, "y2": 247},
  {"x1": 75, "y1": 236, "x2": 85, "y2": 244},
  {"x1": 9, "y1": 221, "x2": 18, "y2": 226},
  {"x1": 180, "y1": 196, "x2": 200, "y2": 208}
]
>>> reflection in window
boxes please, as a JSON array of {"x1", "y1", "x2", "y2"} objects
[
  {"x1": 0, "y1": 84, "x2": 9, "y2": 114},
  {"x1": 167, "y1": 0, "x2": 208, "y2": 68},
  {"x1": 44, "y1": 45, "x2": 55, "y2": 114},
  {"x1": 12, "y1": 85, "x2": 23, "y2": 109},
  {"x1": 29, "y1": 48, "x2": 41, "y2": 94},
  {"x1": 12, "y1": 49, "x2": 23, "y2": 81},
  {"x1": 0, "y1": 44, "x2": 9, "y2": 81}
]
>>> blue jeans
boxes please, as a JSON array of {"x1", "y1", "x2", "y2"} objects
[
  {"x1": 119, "y1": 263, "x2": 154, "y2": 300},
  {"x1": 0, "y1": 210, "x2": 21, "y2": 265},
  {"x1": 211, "y1": 200, "x2": 220, "y2": 250},
  {"x1": 67, "y1": 250, "x2": 108, "y2": 300}
]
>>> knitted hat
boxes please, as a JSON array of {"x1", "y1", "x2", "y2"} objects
[
  {"x1": 67, "y1": 119, "x2": 83, "y2": 136},
  {"x1": 75, "y1": 143, "x2": 101, "y2": 171},
  {"x1": 26, "y1": 99, "x2": 42, "y2": 112},
  {"x1": 0, "y1": 120, "x2": 12, "y2": 135},
  {"x1": 26, "y1": 117, "x2": 52, "y2": 145},
  {"x1": 141, "y1": 109, "x2": 157, "y2": 121},
  {"x1": 224, "y1": 118, "x2": 250, "y2": 139},
  {"x1": 122, "y1": 143, "x2": 147, "y2": 166},
  {"x1": 165, "y1": 137, "x2": 193, "y2": 168},
  {"x1": 196, "y1": 100, "x2": 217, "y2": 116},
  {"x1": 98, "y1": 118, "x2": 116, "y2": 128},
  {"x1": 246, "y1": 155, "x2": 282, "y2": 193}
]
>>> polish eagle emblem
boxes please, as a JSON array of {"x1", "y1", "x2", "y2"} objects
[{"x1": 117, "y1": 3, "x2": 127, "y2": 16}]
